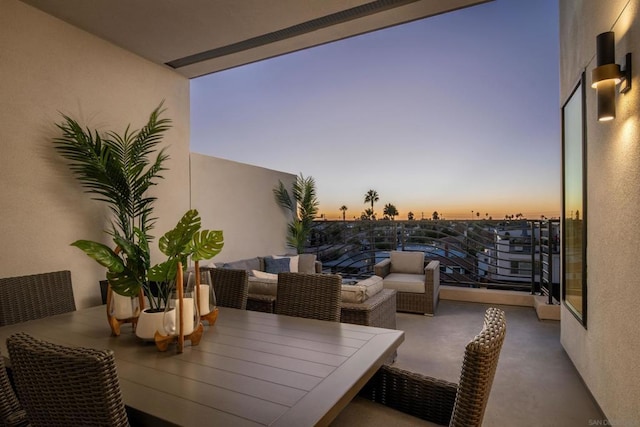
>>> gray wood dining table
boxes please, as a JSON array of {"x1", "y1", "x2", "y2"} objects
[{"x1": 0, "y1": 304, "x2": 403, "y2": 426}]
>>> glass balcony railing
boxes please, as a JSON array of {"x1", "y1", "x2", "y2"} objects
[{"x1": 305, "y1": 219, "x2": 560, "y2": 299}]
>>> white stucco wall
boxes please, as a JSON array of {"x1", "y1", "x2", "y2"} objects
[
  {"x1": 560, "y1": 0, "x2": 640, "y2": 423},
  {"x1": 189, "y1": 153, "x2": 295, "y2": 262},
  {"x1": 0, "y1": 0, "x2": 190, "y2": 308}
]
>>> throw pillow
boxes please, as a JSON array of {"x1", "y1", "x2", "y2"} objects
[
  {"x1": 222, "y1": 257, "x2": 260, "y2": 272},
  {"x1": 252, "y1": 270, "x2": 278, "y2": 281},
  {"x1": 273, "y1": 254, "x2": 299, "y2": 273},
  {"x1": 264, "y1": 257, "x2": 290, "y2": 274},
  {"x1": 390, "y1": 251, "x2": 425, "y2": 274},
  {"x1": 297, "y1": 254, "x2": 317, "y2": 273}
]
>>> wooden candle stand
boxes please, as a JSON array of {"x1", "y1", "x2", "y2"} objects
[
  {"x1": 201, "y1": 307, "x2": 219, "y2": 325},
  {"x1": 106, "y1": 284, "x2": 145, "y2": 337},
  {"x1": 154, "y1": 262, "x2": 204, "y2": 353},
  {"x1": 194, "y1": 261, "x2": 219, "y2": 325}
]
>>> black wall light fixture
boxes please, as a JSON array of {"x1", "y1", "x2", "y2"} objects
[{"x1": 591, "y1": 31, "x2": 632, "y2": 121}]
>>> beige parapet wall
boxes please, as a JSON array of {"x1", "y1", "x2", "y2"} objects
[
  {"x1": 0, "y1": 0, "x2": 190, "y2": 309},
  {"x1": 189, "y1": 153, "x2": 295, "y2": 263}
]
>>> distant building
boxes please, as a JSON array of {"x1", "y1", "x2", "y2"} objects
[{"x1": 479, "y1": 222, "x2": 560, "y2": 288}]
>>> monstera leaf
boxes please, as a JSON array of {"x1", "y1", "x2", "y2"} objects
[
  {"x1": 73, "y1": 209, "x2": 224, "y2": 307},
  {"x1": 71, "y1": 240, "x2": 124, "y2": 272},
  {"x1": 71, "y1": 239, "x2": 144, "y2": 297},
  {"x1": 148, "y1": 258, "x2": 180, "y2": 285},
  {"x1": 158, "y1": 209, "x2": 201, "y2": 258},
  {"x1": 188, "y1": 230, "x2": 224, "y2": 262}
]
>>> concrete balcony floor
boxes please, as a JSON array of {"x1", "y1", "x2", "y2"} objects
[{"x1": 332, "y1": 300, "x2": 605, "y2": 426}]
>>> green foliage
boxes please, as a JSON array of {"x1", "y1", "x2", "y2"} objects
[
  {"x1": 73, "y1": 209, "x2": 223, "y2": 309},
  {"x1": 53, "y1": 102, "x2": 171, "y2": 241},
  {"x1": 55, "y1": 103, "x2": 173, "y2": 301},
  {"x1": 273, "y1": 173, "x2": 319, "y2": 254},
  {"x1": 188, "y1": 230, "x2": 225, "y2": 262},
  {"x1": 148, "y1": 209, "x2": 224, "y2": 309},
  {"x1": 71, "y1": 228, "x2": 150, "y2": 298}
]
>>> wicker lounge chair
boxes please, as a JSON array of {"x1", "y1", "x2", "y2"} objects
[
  {"x1": 347, "y1": 307, "x2": 507, "y2": 426},
  {"x1": 7, "y1": 332, "x2": 129, "y2": 427},
  {"x1": 0, "y1": 270, "x2": 76, "y2": 326},
  {"x1": 205, "y1": 268, "x2": 249, "y2": 310},
  {"x1": 275, "y1": 272, "x2": 342, "y2": 322},
  {"x1": 0, "y1": 349, "x2": 28, "y2": 427},
  {"x1": 374, "y1": 252, "x2": 440, "y2": 315}
]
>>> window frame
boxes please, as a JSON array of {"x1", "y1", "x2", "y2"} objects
[{"x1": 561, "y1": 72, "x2": 588, "y2": 327}]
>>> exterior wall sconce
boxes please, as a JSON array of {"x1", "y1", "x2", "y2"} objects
[{"x1": 591, "y1": 31, "x2": 632, "y2": 121}]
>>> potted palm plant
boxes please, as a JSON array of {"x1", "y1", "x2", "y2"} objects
[
  {"x1": 53, "y1": 102, "x2": 170, "y2": 334},
  {"x1": 273, "y1": 173, "x2": 319, "y2": 254}
]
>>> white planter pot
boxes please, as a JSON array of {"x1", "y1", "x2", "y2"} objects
[{"x1": 135, "y1": 308, "x2": 171, "y2": 341}]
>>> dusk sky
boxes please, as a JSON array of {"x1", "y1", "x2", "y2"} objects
[{"x1": 190, "y1": 0, "x2": 560, "y2": 220}]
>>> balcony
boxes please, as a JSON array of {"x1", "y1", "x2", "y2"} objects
[
  {"x1": 306, "y1": 218, "x2": 597, "y2": 424},
  {"x1": 331, "y1": 299, "x2": 604, "y2": 426}
]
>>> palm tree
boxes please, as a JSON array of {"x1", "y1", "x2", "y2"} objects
[
  {"x1": 361, "y1": 208, "x2": 375, "y2": 220},
  {"x1": 364, "y1": 189, "x2": 379, "y2": 217},
  {"x1": 432, "y1": 211, "x2": 440, "y2": 220},
  {"x1": 383, "y1": 203, "x2": 398, "y2": 220},
  {"x1": 340, "y1": 205, "x2": 348, "y2": 221},
  {"x1": 407, "y1": 211, "x2": 414, "y2": 220},
  {"x1": 273, "y1": 173, "x2": 319, "y2": 253}
]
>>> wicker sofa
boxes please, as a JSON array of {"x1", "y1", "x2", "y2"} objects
[
  {"x1": 248, "y1": 274, "x2": 397, "y2": 330},
  {"x1": 205, "y1": 254, "x2": 321, "y2": 308},
  {"x1": 374, "y1": 251, "x2": 440, "y2": 316},
  {"x1": 208, "y1": 254, "x2": 397, "y2": 330}
]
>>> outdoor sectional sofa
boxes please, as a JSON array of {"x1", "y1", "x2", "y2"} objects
[{"x1": 203, "y1": 254, "x2": 397, "y2": 330}]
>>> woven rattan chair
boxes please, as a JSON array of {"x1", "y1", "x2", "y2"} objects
[
  {"x1": 374, "y1": 252, "x2": 440, "y2": 315},
  {"x1": 0, "y1": 271, "x2": 76, "y2": 326},
  {"x1": 275, "y1": 272, "x2": 342, "y2": 322},
  {"x1": 1, "y1": 349, "x2": 29, "y2": 427},
  {"x1": 354, "y1": 307, "x2": 507, "y2": 426},
  {"x1": 207, "y1": 268, "x2": 249, "y2": 310},
  {"x1": 7, "y1": 332, "x2": 129, "y2": 427}
]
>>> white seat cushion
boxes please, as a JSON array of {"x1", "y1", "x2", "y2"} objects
[
  {"x1": 341, "y1": 276, "x2": 384, "y2": 303},
  {"x1": 382, "y1": 273, "x2": 425, "y2": 293},
  {"x1": 248, "y1": 276, "x2": 277, "y2": 296},
  {"x1": 249, "y1": 274, "x2": 384, "y2": 303}
]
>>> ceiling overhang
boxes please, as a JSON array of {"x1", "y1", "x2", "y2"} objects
[{"x1": 20, "y1": 0, "x2": 491, "y2": 79}]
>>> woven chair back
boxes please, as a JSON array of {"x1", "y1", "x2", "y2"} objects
[
  {"x1": 450, "y1": 307, "x2": 507, "y2": 427},
  {"x1": 0, "y1": 349, "x2": 28, "y2": 426},
  {"x1": 7, "y1": 332, "x2": 129, "y2": 427},
  {"x1": 0, "y1": 271, "x2": 76, "y2": 326},
  {"x1": 208, "y1": 268, "x2": 249, "y2": 310},
  {"x1": 275, "y1": 273, "x2": 342, "y2": 322}
]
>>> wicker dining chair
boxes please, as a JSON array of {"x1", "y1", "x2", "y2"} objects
[
  {"x1": 0, "y1": 349, "x2": 29, "y2": 427},
  {"x1": 0, "y1": 271, "x2": 76, "y2": 326},
  {"x1": 357, "y1": 307, "x2": 507, "y2": 427},
  {"x1": 7, "y1": 332, "x2": 129, "y2": 427},
  {"x1": 275, "y1": 272, "x2": 342, "y2": 322},
  {"x1": 206, "y1": 268, "x2": 249, "y2": 310}
]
